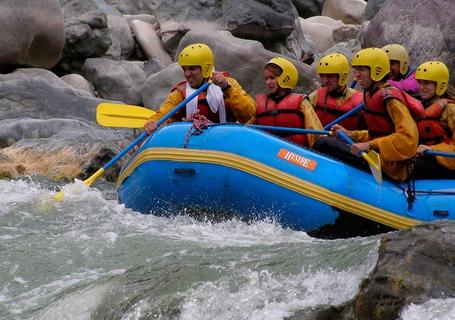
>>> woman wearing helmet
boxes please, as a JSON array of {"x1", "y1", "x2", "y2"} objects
[
  {"x1": 252, "y1": 57, "x2": 323, "y2": 147},
  {"x1": 143, "y1": 43, "x2": 255, "y2": 134},
  {"x1": 308, "y1": 53, "x2": 363, "y2": 130},
  {"x1": 382, "y1": 44, "x2": 419, "y2": 95},
  {"x1": 413, "y1": 61, "x2": 455, "y2": 178},
  {"x1": 314, "y1": 48, "x2": 419, "y2": 182}
]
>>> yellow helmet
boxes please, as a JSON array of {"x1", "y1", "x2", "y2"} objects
[
  {"x1": 178, "y1": 43, "x2": 214, "y2": 78},
  {"x1": 352, "y1": 48, "x2": 390, "y2": 81},
  {"x1": 382, "y1": 44, "x2": 409, "y2": 75},
  {"x1": 316, "y1": 53, "x2": 350, "y2": 86},
  {"x1": 415, "y1": 61, "x2": 450, "y2": 96},
  {"x1": 266, "y1": 57, "x2": 298, "y2": 90}
]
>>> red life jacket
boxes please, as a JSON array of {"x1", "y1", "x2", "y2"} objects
[
  {"x1": 417, "y1": 99, "x2": 453, "y2": 145},
  {"x1": 363, "y1": 84, "x2": 425, "y2": 138},
  {"x1": 255, "y1": 93, "x2": 307, "y2": 146},
  {"x1": 314, "y1": 87, "x2": 363, "y2": 130},
  {"x1": 171, "y1": 72, "x2": 233, "y2": 123}
]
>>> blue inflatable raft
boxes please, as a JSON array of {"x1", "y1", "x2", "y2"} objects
[{"x1": 117, "y1": 122, "x2": 455, "y2": 235}]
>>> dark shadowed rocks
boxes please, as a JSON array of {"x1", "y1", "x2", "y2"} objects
[{"x1": 292, "y1": 0, "x2": 324, "y2": 19}]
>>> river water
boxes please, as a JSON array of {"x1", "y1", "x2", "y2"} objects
[{"x1": 1, "y1": 177, "x2": 454, "y2": 320}]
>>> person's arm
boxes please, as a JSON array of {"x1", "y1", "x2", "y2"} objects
[
  {"x1": 300, "y1": 98, "x2": 323, "y2": 148},
  {"x1": 368, "y1": 98, "x2": 418, "y2": 161},
  {"x1": 143, "y1": 90, "x2": 184, "y2": 134},
  {"x1": 350, "y1": 130, "x2": 369, "y2": 143},
  {"x1": 223, "y1": 77, "x2": 256, "y2": 123},
  {"x1": 428, "y1": 103, "x2": 455, "y2": 169},
  {"x1": 147, "y1": 90, "x2": 184, "y2": 123}
]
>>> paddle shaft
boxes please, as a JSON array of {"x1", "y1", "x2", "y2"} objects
[
  {"x1": 323, "y1": 102, "x2": 365, "y2": 130},
  {"x1": 337, "y1": 130, "x2": 381, "y2": 173},
  {"x1": 249, "y1": 124, "x2": 330, "y2": 135},
  {"x1": 424, "y1": 150, "x2": 455, "y2": 158},
  {"x1": 96, "y1": 104, "x2": 330, "y2": 135},
  {"x1": 337, "y1": 131, "x2": 363, "y2": 154}
]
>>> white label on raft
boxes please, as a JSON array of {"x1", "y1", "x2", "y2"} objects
[{"x1": 277, "y1": 148, "x2": 317, "y2": 170}]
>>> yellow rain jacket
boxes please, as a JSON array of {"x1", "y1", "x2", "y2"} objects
[
  {"x1": 351, "y1": 97, "x2": 419, "y2": 182},
  {"x1": 430, "y1": 102, "x2": 455, "y2": 170}
]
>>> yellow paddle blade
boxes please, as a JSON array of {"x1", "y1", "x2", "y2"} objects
[
  {"x1": 96, "y1": 102, "x2": 155, "y2": 128},
  {"x1": 52, "y1": 190, "x2": 64, "y2": 201},
  {"x1": 361, "y1": 150, "x2": 382, "y2": 184}
]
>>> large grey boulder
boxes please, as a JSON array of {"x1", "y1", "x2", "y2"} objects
[
  {"x1": 141, "y1": 63, "x2": 183, "y2": 111},
  {"x1": 0, "y1": 69, "x2": 99, "y2": 121},
  {"x1": 299, "y1": 16, "x2": 344, "y2": 53},
  {"x1": 60, "y1": 74, "x2": 96, "y2": 97},
  {"x1": 84, "y1": 58, "x2": 146, "y2": 105},
  {"x1": 59, "y1": 0, "x2": 111, "y2": 73},
  {"x1": 0, "y1": 0, "x2": 65, "y2": 72},
  {"x1": 222, "y1": 0, "x2": 296, "y2": 41},
  {"x1": 152, "y1": 0, "x2": 301, "y2": 59},
  {"x1": 0, "y1": 68, "x2": 132, "y2": 180},
  {"x1": 362, "y1": 0, "x2": 455, "y2": 86},
  {"x1": 152, "y1": 0, "x2": 223, "y2": 56},
  {"x1": 129, "y1": 19, "x2": 173, "y2": 65},
  {"x1": 59, "y1": 0, "x2": 135, "y2": 73},
  {"x1": 104, "y1": 14, "x2": 136, "y2": 60}
]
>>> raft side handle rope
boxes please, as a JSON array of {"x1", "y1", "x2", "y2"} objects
[{"x1": 182, "y1": 113, "x2": 212, "y2": 148}]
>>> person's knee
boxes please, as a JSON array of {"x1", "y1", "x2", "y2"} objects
[{"x1": 312, "y1": 137, "x2": 334, "y2": 153}]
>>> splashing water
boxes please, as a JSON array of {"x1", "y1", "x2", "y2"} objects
[{"x1": 1, "y1": 177, "x2": 452, "y2": 319}]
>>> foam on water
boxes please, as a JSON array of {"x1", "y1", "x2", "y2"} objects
[
  {"x1": 179, "y1": 268, "x2": 359, "y2": 320},
  {"x1": 3, "y1": 268, "x2": 125, "y2": 316},
  {"x1": 400, "y1": 298, "x2": 455, "y2": 320},
  {"x1": 119, "y1": 248, "x2": 379, "y2": 320}
]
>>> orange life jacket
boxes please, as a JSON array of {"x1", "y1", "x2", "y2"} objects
[
  {"x1": 255, "y1": 93, "x2": 307, "y2": 146},
  {"x1": 172, "y1": 72, "x2": 233, "y2": 123},
  {"x1": 363, "y1": 84, "x2": 425, "y2": 138},
  {"x1": 417, "y1": 99, "x2": 453, "y2": 145},
  {"x1": 314, "y1": 87, "x2": 363, "y2": 130}
]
